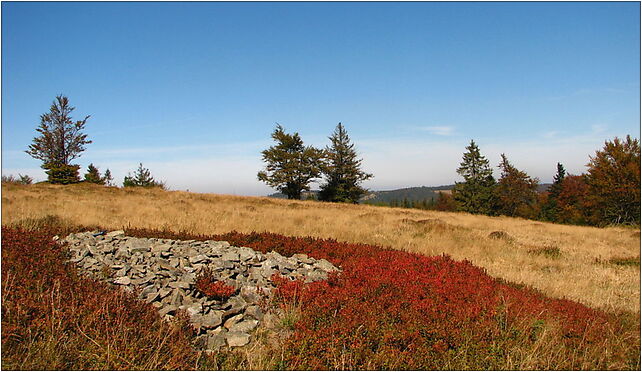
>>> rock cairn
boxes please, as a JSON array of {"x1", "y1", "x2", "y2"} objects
[{"x1": 63, "y1": 230, "x2": 339, "y2": 351}]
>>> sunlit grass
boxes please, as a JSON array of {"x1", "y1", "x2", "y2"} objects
[{"x1": 2, "y1": 182, "x2": 639, "y2": 313}]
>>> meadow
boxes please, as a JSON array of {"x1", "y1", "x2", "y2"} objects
[
  {"x1": 2, "y1": 182, "x2": 640, "y2": 370},
  {"x1": 3, "y1": 182, "x2": 639, "y2": 313}
]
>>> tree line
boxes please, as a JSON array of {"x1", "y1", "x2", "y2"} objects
[
  {"x1": 370, "y1": 139, "x2": 640, "y2": 227},
  {"x1": 18, "y1": 95, "x2": 640, "y2": 227}
]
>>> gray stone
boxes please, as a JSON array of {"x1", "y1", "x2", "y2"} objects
[
  {"x1": 245, "y1": 305, "x2": 264, "y2": 321},
  {"x1": 158, "y1": 305, "x2": 178, "y2": 317},
  {"x1": 229, "y1": 319, "x2": 258, "y2": 333},
  {"x1": 106, "y1": 230, "x2": 125, "y2": 237},
  {"x1": 222, "y1": 252, "x2": 240, "y2": 262},
  {"x1": 315, "y1": 258, "x2": 336, "y2": 272},
  {"x1": 145, "y1": 291, "x2": 159, "y2": 303},
  {"x1": 207, "y1": 333, "x2": 227, "y2": 351},
  {"x1": 240, "y1": 286, "x2": 262, "y2": 304},
  {"x1": 189, "y1": 254, "x2": 209, "y2": 264},
  {"x1": 158, "y1": 287, "x2": 172, "y2": 299},
  {"x1": 114, "y1": 276, "x2": 131, "y2": 285},
  {"x1": 201, "y1": 311, "x2": 223, "y2": 329},
  {"x1": 169, "y1": 281, "x2": 190, "y2": 289},
  {"x1": 226, "y1": 332, "x2": 251, "y2": 347},
  {"x1": 223, "y1": 313, "x2": 244, "y2": 329}
]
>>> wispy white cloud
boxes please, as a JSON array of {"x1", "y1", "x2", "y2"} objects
[{"x1": 412, "y1": 126, "x2": 456, "y2": 136}]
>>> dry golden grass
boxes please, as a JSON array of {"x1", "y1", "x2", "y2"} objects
[{"x1": 2, "y1": 182, "x2": 640, "y2": 313}]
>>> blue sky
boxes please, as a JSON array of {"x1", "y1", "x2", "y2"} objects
[{"x1": 2, "y1": 2, "x2": 640, "y2": 195}]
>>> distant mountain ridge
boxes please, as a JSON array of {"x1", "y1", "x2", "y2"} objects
[{"x1": 268, "y1": 183, "x2": 553, "y2": 203}]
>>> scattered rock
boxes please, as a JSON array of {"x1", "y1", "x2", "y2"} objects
[{"x1": 63, "y1": 230, "x2": 340, "y2": 352}]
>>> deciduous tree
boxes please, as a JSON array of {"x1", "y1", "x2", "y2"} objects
[
  {"x1": 586, "y1": 135, "x2": 640, "y2": 225},
  {"x1": 495, "y1": 154, "x2": 539, "y2": 218},
  {"x1": 556, "y1": 174, "x2": 594, "y2": 225}
]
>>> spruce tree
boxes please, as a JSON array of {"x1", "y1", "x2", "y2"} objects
[
  {"x1": 103, "y1": 169, "x2": 114, "y2": 186},
  {"x1": 123, "y1": 163, "x2": 164, "y2": 188},
  {"x1": 318, "y1": 123, "x2": 373, "y2": 203},
  {"x1": 84, "y1": 163, "x2": 104, "y2": 184},
  {"x1": 542, "y1": 163, "x2": 566, "y2": 221},
  {"x1": 257, "y1": 124, "x2": 323, "y2": 200},
  {"x1": 550, "y1": 162, "x2": 566, "y2": 198},
  {"x1": 452, "y1": 140, "x2": 497, "y2": 214},
  {"x1": 25, "y1": 95, "x2": 91, "y2": 184},
  {"x1": 495, "y1": 154, "x2": 539, "y2": 218}
]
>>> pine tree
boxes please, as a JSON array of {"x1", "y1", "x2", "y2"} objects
[
  {"x1": 550, "y1": 162, "x2": 566, "y2": 198},
  {"x1": 84, "y1": 163, "x2": 104, "y2": 184},
  {"x1": 542, "y1": 163, "x2": 566, "y2": 221},
  {"x1": 452, "y1": 140, "x2": 497, "y2": 214},
  {"x1": 318, "y1": 123, "x2": 373, "y2": 203},
  {"x1": 257, "y1": 124, "x2": 323, "y2": 200},
  {"x1": 25, "y1": 95, "x2": 91, "y2": 184},
  {"x1": 495, "y1": 154, "x2": 539, "y2": 218},
  {"x1": 123, "y1": 163, "x2": 165, "y2": 188},
  {"x1": 586, "y1": 135, "x2": 640, "y2": 225},
  {"x1": 103, "y1": 169, "x2": 114, "y2": 186}
]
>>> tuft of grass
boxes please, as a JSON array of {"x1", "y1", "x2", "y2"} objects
[
  {"x1": 528, "y1": 245, "x2": 562, "y2": 259},
  {"x1": 595, "y1": 256, "x2": 641, "y2": 267}
]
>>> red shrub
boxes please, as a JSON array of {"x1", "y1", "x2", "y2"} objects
[
  {"x1": 195, "y1": 268, "x2": 236, "y2": 300},
  {"x1": 125, "y1": 227, "x2": 640, "y2": 370},
  {"x1": 1, "y1": 226, "x2": 202, "y2": 370}
]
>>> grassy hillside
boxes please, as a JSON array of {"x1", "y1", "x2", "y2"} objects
[{"x1": 2, "y1": 182, "x2": 639, "y2": 313}]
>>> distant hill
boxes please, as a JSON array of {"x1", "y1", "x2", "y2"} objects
[
  {"x1": 360, "y1": 185, "x2": 455, "y2": 204},
  {"x1": 268, "y1": 183, "x2": 553, "y2": 203}
]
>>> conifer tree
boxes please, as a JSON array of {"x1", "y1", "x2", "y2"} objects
[
  {"x1": 586, "y1": 135, "x2": 640, "y2": 225},
  {"x1": 495, "y1": 154, "x2": 539, "y2": 218},
  {"x1": 318, "y1": 123, "x2": 373, "y2": 203},
  {"x1": 452, "y1": 140, "x2": 497, "y2": 214},
  {"x1": 103, "y1": 169, "x2": 114, "y2": 186},
  {"x1": 542, "y1": 163, "x2": 566, "y2": 221},
  {"x1": 25, "y1": 95, "x2": 91, "y2": 184},
  {"x1": 123, "y1": 163, "x2": 165, "y2": 188},
  {"x1": 257, "y1": 125, "x2": 323, "y2": 200},
  {"x1": 84, "y1": 163, "x2": 104, "y2": 184}
]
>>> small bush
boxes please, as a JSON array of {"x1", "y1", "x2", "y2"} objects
[
  {"x1": 195, "y1": 268, "x2": 237, "y2": 300},
  {"x1": 1, "y1": 174, "x2": 33, "y2": 185},
  {"x1": 595, "y1": 256, "x2": 641, "y2": 267},
  {"x1": 528, "y1": 245, "x2": 562, "y2": 259},
  {"x1": 44, "y1": 163, "x2": 81, "y2": 184},
  {"x1": 488, "y1": 230, "x2": 513, "y2": 241}
]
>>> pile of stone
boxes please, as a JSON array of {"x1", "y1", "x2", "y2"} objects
[{"x1": 63, "y1": 230, "x2": 339, "y2": 352}]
